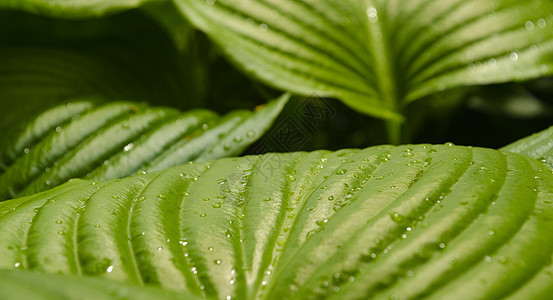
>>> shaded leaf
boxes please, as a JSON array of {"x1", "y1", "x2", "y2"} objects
[
  {"x1": 0, "y1": 9, "x2": 203, "y2": 130},
  {"x1": 0, "y1": 94, "x2": 289, "y2": 200},
  {"x1": 1, "y1": 144, "x2": 552, "y2": 299},
  {"x1": 0, "y1": 0, "x2": 154, "y2": 18},
  {"x1": 176, "y1": 0, "x2": 553, "y2": 119}
]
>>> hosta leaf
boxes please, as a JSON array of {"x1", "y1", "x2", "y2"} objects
[
  {"x1": 0, "y1": 94, "x2": 289, "y2": 201},
  {"x1": 1, "y1": 145, "x2": 552, "y2": 299},
  {"x1": 176, "y1": 0, "x2": 553, "y2": 120},
  {"x1": 502, "y1": 125, "x2": 553, "y2": 169},
  {"x1": 0, "y1": 0, "x2": 154, "y2": 18},
  {"x1": 0, "y1": 269, "x2": 200, "y2": 300},
  {"x1": 0, "y1": 10, "x2": 203, "y2": 130}
]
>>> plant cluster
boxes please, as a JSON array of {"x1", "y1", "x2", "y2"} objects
[{"x1": 1, "y1": 0, "x2": 553, "y2": 299}]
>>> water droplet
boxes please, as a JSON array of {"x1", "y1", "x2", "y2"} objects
[
  {"x1": 212, "y1": 203, "x2": 221, "y2": 208},
  {"x1": 336, "y1": 169, "x2": 347, "y2": 175},
  {"x1": 58, "y1": 231, "x2": 65, "y2": 235},
  {"x1": 438, "y1": 243, "x2": 446, "y2": 249},
  {"x1": 537, "y1": 18, "x2": 547, "y2": 28},
  {"x1": 366, "y1": 6, "x2": 378, "y2": 23},
  {"x1": 55, "y1": 220, "x2": 63, "y2": 224},
  {"x1": 259, "y1": 23, "x2": 269, "y2": 32},
  {"x1": 223, "y1": 143, "x2": 231, "y2": 151},
  {"x1": 157, "y1": 194, "x2": 166, "y2": 199},
  {"x1": 263, "y1": 197, "x2": 271, "y2": 202},
  {"x1": 247, "y1": 130, "x2": 255, "y2": 138},
  {"x1": 94, "y1": 224, "x2": 101, "y2": 228},
  {"x1": 111, "y1": 195, "x2": 119, "y2": 199},
  {"x1": 390, "y1": 212, "x2": 403, "y2": 222},
  {"x1": 484, "y1": 255, "x2": 492, "y2": 262},
  {"x1": 55, "y1": 126, "x2": 62, "y2": 133},
  {"x1": 24, "y1": 148, "x2": 30, "y2": 154},
  {"x1": 106, "y1": 265, "x2": 114, "y2": 273},
  {"x1": 444, "y1": 142, "x2": 454, "y2": 147},
  {"x1": 525, "y1": 20, "x2": 535, "y2": 30},
  {"x1": 137, "y1": 196, "x2": 146, "y2": 202},
  {"x1": 206, "y1": 0, "x2": 215, "y2": 5},
  {"x1": 498, "y1": 256, "x2": 509, "y2": 264},
  {"x1": 14, "y1": 262, "x2": 20, "y2": 268},
  {"x1": 510, "y1": 52, "x2": 519, "y2": 61},
  {"x1": 200, "y1": 213, "x2": 207, "y2": 217},
  {"x1": 124, "y1": 143, "x2": 134, "y2": 152},
  {"x1": 45, "y1": 180, "x2": 51, "y2": 186},
  {"x1": 488, "y1": 230, "x2": 495, "y2": 236},
  {"x1": 287, "y1": 174, "x2": 296, "y2": 182},
  {"x1": 191, "y1": 267, "x2": 198, "y2": 274}
]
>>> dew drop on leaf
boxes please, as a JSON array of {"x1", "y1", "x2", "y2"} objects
[{"x1": 390, "y1": 212, "x2": 403, "y2": 222}]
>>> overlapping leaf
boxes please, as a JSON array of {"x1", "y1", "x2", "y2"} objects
[
  {"x1": 0, "y1": 95, "x2": 289, "y2": 200},
  {"x1": 176, "y1": 0, "x2": 553, "y2": 120},
  {"x1": 1, "y1": 144, "x2": 552, "y2": 299},
  {"x1": 0, "y1": 0, "x2": 154, "y2": 18},
  {"x1": 0, "y1": 9, "x2": 202, "y2": 131},
  {"x1": 502, "y1": 125, "x2": 553, "y2": 169}
]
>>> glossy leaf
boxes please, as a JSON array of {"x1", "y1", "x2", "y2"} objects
[
  {"x1": 1, "y1": 144, "x2": 552, "y2": 299},
  {"x1": 0, "y1": 269, "x2": 200, "y2": 300},
  {"x1": 176, "y1": 0, "x2": 553, "y2": 120},
  {"x1": 501, "y1": 125, "x2": 553, "y2": 169},
  {"x1": 0, "y1": 94, "x2": 289, "y2": 200}
]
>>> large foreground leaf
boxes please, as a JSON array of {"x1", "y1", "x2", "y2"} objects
[
  {"x1": 176, "y1": 0, "x2": 553, "y2": 120},
  {"x1": 0, "y1": 145, "x2": 552, "y2": 299},
  {"x1": 0, "y1": 95, "x2": 288, "y2": 201},
  {"x1": 0, "y1": 269, "x2": 200, "y2": 300}
]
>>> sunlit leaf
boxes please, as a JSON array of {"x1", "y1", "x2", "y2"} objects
[
  {"x1": 1, "y1": 144, "x2": 552, "y2": 298},
  {"x1": 0, "y1": 94, "x2": 289, "y2": 200},
  {"x1": 176, "y1": 0, "x2": 553, "y2": 120}
]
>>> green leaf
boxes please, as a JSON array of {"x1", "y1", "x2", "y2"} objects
[
  {"x1": 175, "y1": 0, "x2": 553, "y2": 120},
  {"x1": 0, "y1": 0, "x2": 155, "y2": 18},
  {"x1": 0, "y1": 269, "x2": 201, "y2": 300},
  {"x1": 501, "y1": 125, "x2": 553, "y2": 169},
  {"x1": 0, "y1": 94, "x2": 289, "y2": 201},
  {"x1": 0, "y1": 9, "x2": 203, "y2": 130},
  {"x1": 1, "y1": 144, "x2": 553, "y2": 299}
]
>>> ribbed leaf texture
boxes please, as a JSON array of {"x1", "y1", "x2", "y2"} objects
[
  {"x1": 502, "y1": 125, "x2": 553, "y2": 169},
  {"x1": 0, "y1": 95, "x2": 289, "y2": 201},
  {"x1": 176, "y1": 0, "x2": 553, "y2": 119},
  {"x1": 1, "y1": 145, "x2": 552, "y2": 299},
  {"x1": 0, "y1": 269, "x2": 200, "y2": 300}
]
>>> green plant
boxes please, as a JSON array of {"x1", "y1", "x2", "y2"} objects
[
  {"x1": 1, "y1": 0, "x2": 553, "y2": 299},
  {"x1": 2, "y1": 144, "x2": 553, "y2": 299},
  {"x1": 0, "y1": 95, "x2": 288, "y2": 200}
]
